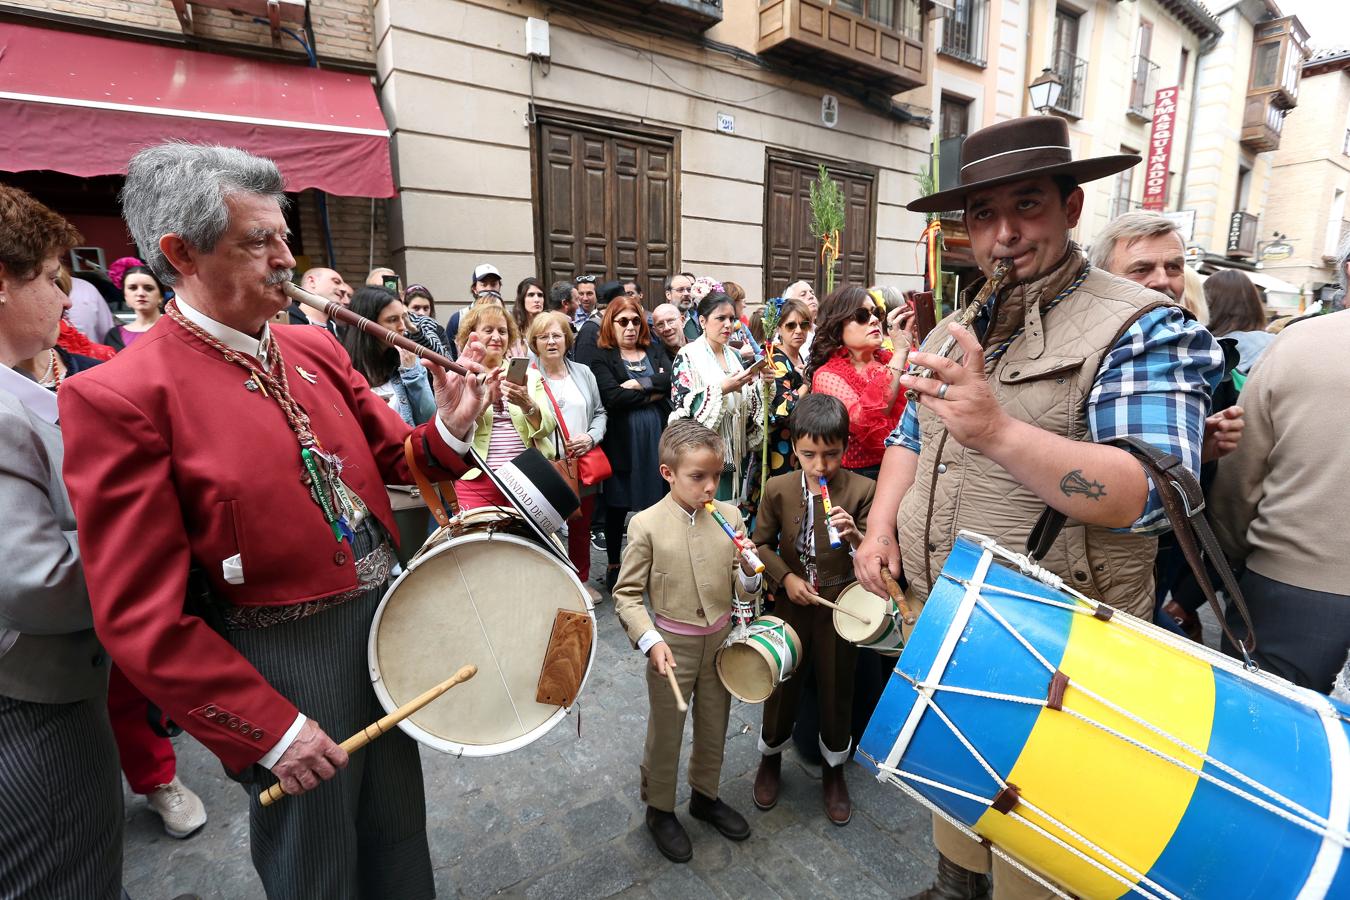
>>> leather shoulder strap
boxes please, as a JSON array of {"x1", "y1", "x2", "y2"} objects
[{"x1": 403, "y1": 434, "x2": 459, "y2": 528}]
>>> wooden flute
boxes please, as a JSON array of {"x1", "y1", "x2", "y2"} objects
[
  {"x1": 282, "y1": 282, "x2": 486, "y2": 382},
  {"x1": 903, "y1": 257, "x2": 1014, "y2": 401}
]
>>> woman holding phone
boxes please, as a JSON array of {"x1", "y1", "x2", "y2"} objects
[
  {"x1": 453, "y1": 303, "x2": 557, "y2": 509},
  {"x1": 669, "y1": 290, "x2": 769, "y2": 502}
]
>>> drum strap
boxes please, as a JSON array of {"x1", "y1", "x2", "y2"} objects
[
  {"x1": 403, "y1": 434, "x2": 461, "y2": 528},
  {"x1": 1028, "y1": 437, "x2": 1259, "y2": 663}
]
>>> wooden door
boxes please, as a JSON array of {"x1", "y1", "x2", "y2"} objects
[
  {"x1": 763, "y1": 153, "x2": 877, "y2": 301},
  {"x1": 535, "y1": 115, "x2": 677, "y2": 301}
]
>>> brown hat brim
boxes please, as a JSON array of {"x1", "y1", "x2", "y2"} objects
[{"x1": 907, "y1": 154, "x2": 1141, "y2": 214}]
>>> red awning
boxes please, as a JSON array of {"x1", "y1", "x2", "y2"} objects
[{"x1": 0, "y1": 24, "x2": 395, "y2": 197}]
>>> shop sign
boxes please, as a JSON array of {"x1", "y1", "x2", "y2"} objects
[{"x1": 1142, "y1": 86, "x2": 1179, "y2": 212}]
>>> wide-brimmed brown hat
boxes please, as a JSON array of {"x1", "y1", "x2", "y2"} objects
[{"x1": 908, "y1": 115, "x2": 1140, "y2": 213}]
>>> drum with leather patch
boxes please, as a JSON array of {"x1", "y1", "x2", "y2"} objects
[
  {"x1": 368, "y1": 507, "x2": 595, "y2": 757},
  {"x1": 715, "y1": 616, "x2": 802, "y2": 703}
]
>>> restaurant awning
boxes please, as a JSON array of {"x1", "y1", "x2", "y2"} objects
[{"x1": 0, "y1": 23, "x2": 395, "y2": 197}]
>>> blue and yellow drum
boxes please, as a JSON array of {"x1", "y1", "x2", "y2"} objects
[{"x1": 858, "y1": 532, "x2": 1350, "y2": 899}]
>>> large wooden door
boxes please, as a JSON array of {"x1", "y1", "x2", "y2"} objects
[
  {"x1": 535, "y1": 113, "x2": 678, "y2": 300},
  {"x1": 764, "y1": 152, "x2": 877, "y2": 301}
]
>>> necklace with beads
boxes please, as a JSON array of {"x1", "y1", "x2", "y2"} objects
[{"x1": 164, "y1": 300, "x2": 367, "y2": 544}]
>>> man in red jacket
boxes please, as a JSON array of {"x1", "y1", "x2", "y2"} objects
[{"x1": 59, "y1": 144, "x2": 495, "y2": 900}]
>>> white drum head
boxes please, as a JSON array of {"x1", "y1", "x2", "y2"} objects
[
  {"x1": 369, "y1": 519, "x2": 593, "y2": 757},
  {"x1": 835, "y1": 583, "x2": 890, "y2": 643}
]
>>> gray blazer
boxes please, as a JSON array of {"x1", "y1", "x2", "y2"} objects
[
  {"x1": 567, "y1": 358, "x2": 608, "y2": 446},
  {"x1": 0, "y1": 391, "x2": 107, "y2": 703}
]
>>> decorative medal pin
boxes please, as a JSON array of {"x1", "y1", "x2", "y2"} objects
[{"x1": 295, "y1": 365, "x2": 318, "y2": 384}]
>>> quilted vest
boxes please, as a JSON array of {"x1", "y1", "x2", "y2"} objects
[{"x1": 897, "y1": 248, "x2": 1172, "y2": 618}]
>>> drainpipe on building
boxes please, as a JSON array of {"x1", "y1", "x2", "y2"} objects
[{"x1": 1176, "y1": 28, "x2": 1222, "y2": 218}]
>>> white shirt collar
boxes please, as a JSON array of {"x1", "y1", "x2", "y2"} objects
[
  {"x1": 174, "y1": 294, "x2": 273, "y2": 365},
  {"x1": 0, "y1": 364, "x2": 59, "y2": 425}
]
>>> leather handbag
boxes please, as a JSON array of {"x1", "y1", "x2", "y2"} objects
[{"x1": 539, "y1": 367, "x2": 613, "y2": 486}]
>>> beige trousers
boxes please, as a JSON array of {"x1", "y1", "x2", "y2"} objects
[
  {"x1": 932, "y1": 816, "x2": 1056, "y2": 899},
  {"x1": 640, "y1": 623, "x2": 733, "y2": 812}
]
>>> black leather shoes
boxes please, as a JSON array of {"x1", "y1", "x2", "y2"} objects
[
  {"x1": 753, "y1": 754, "x2": 782, "y2": 810},
  {"x1": 645, "y1": 806, "x2": 692, "y2": 863},
  {"x1": 904, "y1": 853, "x2": 992, "y2": 900},
  {"x1": 689, "y1": 790, "x2": 751, "y2": 841}
]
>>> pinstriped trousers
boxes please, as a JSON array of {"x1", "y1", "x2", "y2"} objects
[
  {"x1": 229, "y1": 558, "x2": 434, "y2": 900},
  {"x1": 0, "y1": 693, "x2": 122, "y2": 900}
]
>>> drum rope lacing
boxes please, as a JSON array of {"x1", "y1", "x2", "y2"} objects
[{"x1": 872, "y1": 537, "x2": 1350, "y2": 897}]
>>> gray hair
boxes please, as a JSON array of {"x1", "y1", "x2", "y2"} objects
[
  {"x1": 120, "y1": 143, "x2": 289, "y2": 286},
  {"x1": 1088, "y1": 211, "x2": 1182, "y2": 271},
  {"x1": 1337, "y1": 229, "x2": 1350, "y2": 291},
  {"x1": 869, "y1": 285, "x2": 906, "y2": 309}
]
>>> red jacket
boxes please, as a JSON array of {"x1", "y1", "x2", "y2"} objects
[{"x1": 59, "y1": 317, "x2": 466, "y2": 772}]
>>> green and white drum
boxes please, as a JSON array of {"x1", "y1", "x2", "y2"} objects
[
  {"x1": 833, "y1": 582, "x2": 905, "y2": 657},
  {"x1": 716, "y1": 616, "x2": 802, "y2": 703}
]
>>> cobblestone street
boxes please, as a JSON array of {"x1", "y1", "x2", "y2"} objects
[{"x1": 121, "y1": 544, "x2": 937, "y2": 900}]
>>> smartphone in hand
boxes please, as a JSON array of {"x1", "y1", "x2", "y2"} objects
[{"x1": 505, "y1": 356, "x2": 531, "y2": 385}]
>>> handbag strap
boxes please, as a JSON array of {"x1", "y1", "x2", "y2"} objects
[
  {"x1": 537, "y1": 366, "x2": 573, "y2": 442},
  {"x1": 402, "y1": 434, "x2": 459, "y2": 528},
  {"x1": 1027, "y1": 436, "x2": 1258, "y2": 665}
]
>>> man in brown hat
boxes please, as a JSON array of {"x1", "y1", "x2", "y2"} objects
[{"x1": 854, "y1": 116, "x2": 1223, "y2": 899}]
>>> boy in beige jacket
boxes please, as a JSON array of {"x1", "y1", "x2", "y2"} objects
[{"x1": 613, "y1": 419, "x2": 762, "y2": 863}]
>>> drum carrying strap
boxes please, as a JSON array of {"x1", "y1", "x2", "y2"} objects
[
  {"x1": 402, "y1": 434, "x2": 461, "y2": 528},
  {"x1": 1026, "y1": 436, "x2": 1259, "y2": 664}
]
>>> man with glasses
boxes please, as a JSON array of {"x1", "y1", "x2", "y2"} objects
[
  {"x1": 650, "y1": 303, "x2": 686, "y2": 358},
  {"x1": 664, "y1": 273, "x2": 698, "y2": 342},
  {"x1": 574, "y1": 280, "x2": 623, "y2": 365},
  {"x1": 574, "y1": 275, "x2": 598, "y2": 330}
]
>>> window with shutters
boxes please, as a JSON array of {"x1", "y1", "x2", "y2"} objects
[
  {"x1": 533, "y1": 111, "x2": 679, "y2": 301},
  {"x1": 763, "y1": 150, "x2": 877, "y2": 300}
]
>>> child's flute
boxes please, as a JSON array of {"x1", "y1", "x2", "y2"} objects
[
  {"x1": 704, "y1": 502, "x2": 765, "y2": 574},
  {"x1": 818, "y1": 476, "x2": 844, "y2": 550}
]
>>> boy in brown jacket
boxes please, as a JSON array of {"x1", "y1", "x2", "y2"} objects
[
  {"x1": 613, "y1": 419, "x2": 763, "y2": 863},
  {"x1": 750, "y1": 394, "x2": 874, "y2": 824}
]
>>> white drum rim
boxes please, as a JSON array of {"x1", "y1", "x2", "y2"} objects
[
  {"x1": 367, "y1": 528, "x2": 596, "y2": 757},
  {"x1": 834, "y1": 583, "x2": 892, "y2": 643}
]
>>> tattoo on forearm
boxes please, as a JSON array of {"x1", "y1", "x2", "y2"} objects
[{"x1": 1060, "y1": 469, "x2": 1107, "y2": 500}]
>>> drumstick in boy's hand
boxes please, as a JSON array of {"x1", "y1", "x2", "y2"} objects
[
  {"x1": 665, "y1": 666, "x2": 688, "y2": 713},
  {"x1": 878, "y1": 569, "x2": 917, "y2": 625},
  {"x1": 812, "y1": 596, "x2": 872, "y2": 626}
]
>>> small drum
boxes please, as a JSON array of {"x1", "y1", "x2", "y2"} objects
[
  {"x1": 834, "y1": 582, "x2": 906, "y2": 656},
  {"x1": 368, "y1": 507, "x2": 595, "y2": 757},
  {"x1": 858, "y1": 531, "x2": 1350, "y2": 899},
  {"x1": 716, "y1": 616, "x2": 802, "y2": 703}
]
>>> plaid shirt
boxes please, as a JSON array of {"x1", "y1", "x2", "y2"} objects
[{"x1": 885, "y1": 306, "x2": 1222, "y2": 534}]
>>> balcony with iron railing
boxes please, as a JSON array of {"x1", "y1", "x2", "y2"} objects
[
  {"x1": 757, "y1": 0, "x2": 928, "y2": 92},
  {"x1": 1050, "y1": 47, "x2": 1087, "y2": 118},
  {"x1": 1128, "y1": 54, "x2": 1159, "y2": 119},
  {"x1": 938, "y1": 0, "x2": 988, "y2": 68},
  {"x1": 1227, "y1": 211, "x2": 1259, "y2": 258},
  {"x1": 549, "y1": 0, "x2": 723, "y2": 32}
]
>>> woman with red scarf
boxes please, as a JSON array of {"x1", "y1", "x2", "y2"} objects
[{"x1": 807, "y1": 286, "x2": 913, "y2": 479}]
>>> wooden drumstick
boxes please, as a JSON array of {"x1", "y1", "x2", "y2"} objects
[
  {"x1": 879, "y1": 570, "x2": 917, "y2": 625},
  {"x1": 665, "y1": 666, "x2": 688, "y2": 713},
  {"x1": 812, "y1": 596, "x2": 872, "y2": 626},
  {"x1": 259, "y1": 663, "x2": 478, "y2": 808}
]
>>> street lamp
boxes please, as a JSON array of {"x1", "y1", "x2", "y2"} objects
[{"x1": 1028, "y1": 67, "x2": 1063, "y2": 115}]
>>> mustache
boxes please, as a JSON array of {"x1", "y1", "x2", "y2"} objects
[{"x1": 265, "y1": 269, "x2": 295, "y2": 286}]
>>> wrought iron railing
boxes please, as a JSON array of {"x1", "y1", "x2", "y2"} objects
[
  {"x1": 1051, "y1": 47, "x2": 1087, "y2": 117},
  {"x1": 1128, "y1": 54, "x2": 1160, "y2": 116},
  {"x1": 939, "y1": 0, "x2": 988, "y2": 67}
]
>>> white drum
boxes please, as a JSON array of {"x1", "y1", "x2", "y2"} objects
[{"x1": 368, "y1": 507, "x2": 595, "y2": 757}]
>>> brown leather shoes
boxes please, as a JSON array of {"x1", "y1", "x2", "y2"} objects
[
  {"x1": 821, "y1": 762, "x2": 852, "y2": 826},
  {"x1": 753, "y1": 754, "x2": 782, "y2": 810},
  {"x1": 904, "y1": 853, "x2": 992, "y2": 900}
]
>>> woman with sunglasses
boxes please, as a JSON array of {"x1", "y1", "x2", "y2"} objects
[
  {"x1": 589, "y1": 297, "x2": 673, "y2": 590},
  {"x1": 670, "y1": 291, "x2": 767, "y2": 503},
  {"x1": 806, "y1": 286, "x2": 913, "y2": 480}
]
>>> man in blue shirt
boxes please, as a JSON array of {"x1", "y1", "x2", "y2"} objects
[{"x1": 854, "y1": 116, "x2": 1221, "y2": 900}]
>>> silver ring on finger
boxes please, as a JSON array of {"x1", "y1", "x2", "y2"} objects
[{"x1": 937, "y1": 382, "x2": 950, "y2": 401}]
